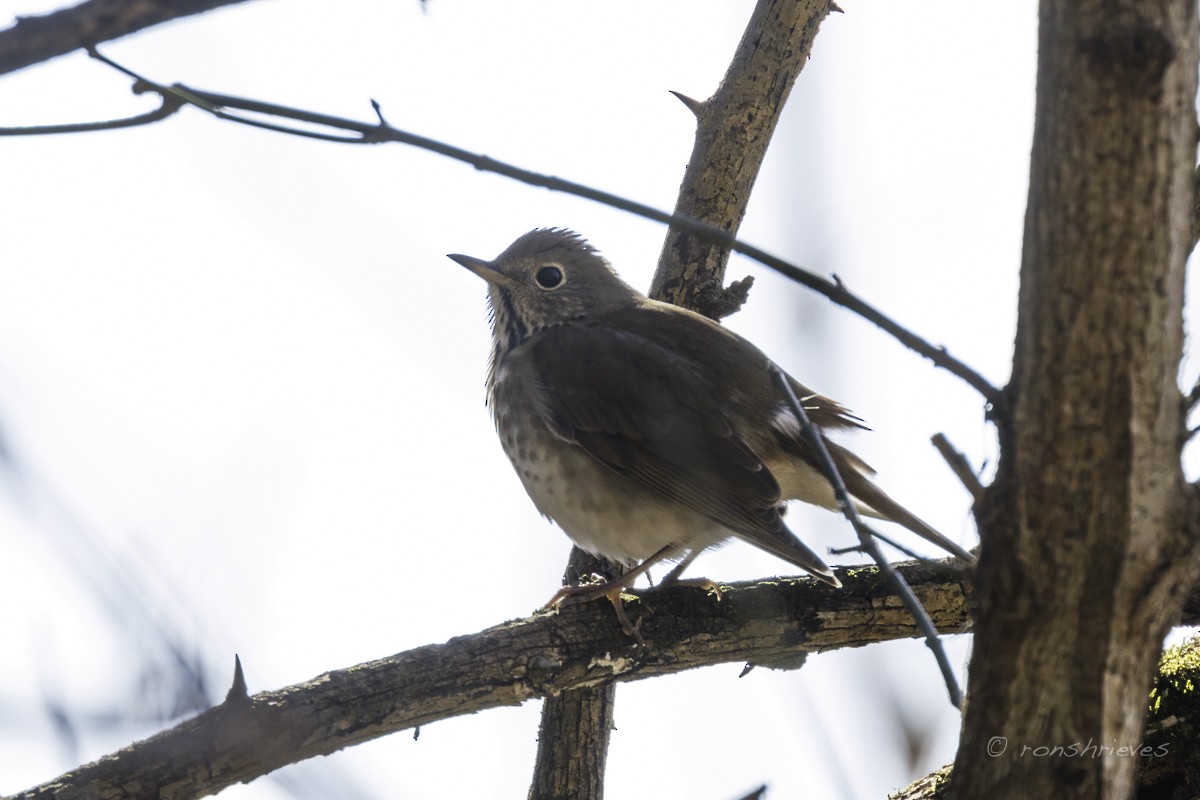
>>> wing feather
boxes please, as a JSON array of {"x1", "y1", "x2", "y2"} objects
[{"x1": 523, "y1": 317, "x2": 836, "y2": 580}]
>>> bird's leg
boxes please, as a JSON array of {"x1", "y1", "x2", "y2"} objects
[{"x1": 655, "y1": 551, "x2": 700, "y2": 586}]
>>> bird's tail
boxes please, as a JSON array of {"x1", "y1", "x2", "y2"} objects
[{"x1": 829, "y1": 441, "x2": 976, "y2": 563}]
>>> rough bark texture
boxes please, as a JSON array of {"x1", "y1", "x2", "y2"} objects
[
  {"x1": 529, "y1": 549, "x2": 619, "y2": 800},
  {"x1": 0, "y1": 0, "x2": 253, "y2": 76},
  {"x1": 648, "y1": 0, "x2": 833, "y2": 314},
  {"x1": 20, "y1": 549, "x2": 1200, "y2": 798},
  {"x1": 12, "y1": 562, "x2": 970, "y2": 800},
  {"x1": 955, "y1": 1, "x2": 1200, "y2": 797},
  {"x1": 892, "y1": 637, "x2": 1200, "y2": 799},
  {"x1": 528, "y1": 680, "x2": 615, "y2": 800}
]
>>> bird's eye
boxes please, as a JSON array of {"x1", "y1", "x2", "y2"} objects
[{"x1": 535, "y1": 265, "x2": 564, "y2": 289}]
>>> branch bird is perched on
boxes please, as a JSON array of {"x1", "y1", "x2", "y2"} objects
[{"x1": 449, "y1": 229, "x2": 974, "y2": 624}]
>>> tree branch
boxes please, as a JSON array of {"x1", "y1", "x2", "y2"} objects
[
  {"x1": 16, "y1": 546, "x2": 1200, "y2": 799},
  {"x1": 0, "y1": 0, "x2": 256, "y2": 77},
  {"x1": 930, "y1": 433, "x2": 986, "y2": 505},
  {"x1": 13, "y1": 562, "x2": 971, "y2": 800},
  {"x1": 528, "y1": 684, "x2": 614, "y2": 800},
  {"x1": 530, "y1": 549, "x2": 621, "y2": 800},
  {"x1": 648, "y1": 0, "x2": 832, "y2": 313}
]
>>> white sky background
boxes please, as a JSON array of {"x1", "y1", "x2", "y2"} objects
[{"x1": 0, "y1": 1, "x2": 1056, "y2": 798}]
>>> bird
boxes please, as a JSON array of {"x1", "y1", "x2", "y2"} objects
[{"x1": 448, "y1": 228, "x2": 974, "y2": 619}]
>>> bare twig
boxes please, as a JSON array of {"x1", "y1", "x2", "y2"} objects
[
  {"x1": 0, "y1": 92, "x2": 185, "y2": 135},
  {"x1": 830, "y1": 528, "x2": 962, "y2": 572},
  {"x1": 770, "y1": 366, "x2": 965, "y2": 709},
  {"x1": 931, "y1": 433, "x2": 986, "y2": 504},
  {"x1": 0, "y1": 49, "x2": 999, "y2": 402}
]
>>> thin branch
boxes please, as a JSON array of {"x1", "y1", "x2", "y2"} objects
[
  {"x1": 0, "y1": 0, "x2": 256, "y2": 77},
  {"x1": 0, "y1": 50, "x2": 999, "y2": 402},
  {"x1": 771, "y1": 366, "x2": 965, "y2": 709},
  {"x1": 12, "y1": 564, "x2": 972, "y2": 800},
  {"x1": 832, "y1": 527, "x2": 959, "y2": 570},
  {"x1": 930, "y1": 433, "x2": 986, "y2": 504},
  {"x1": 0, "y1": 92, "x2": 184, "y2": 135}
]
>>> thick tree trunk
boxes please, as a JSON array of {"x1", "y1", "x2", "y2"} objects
[{"x1": 955, "y1": 1, "x2": 1200, "y2": 797}]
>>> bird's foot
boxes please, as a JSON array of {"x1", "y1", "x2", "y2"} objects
[
  {"x1": 655, "y1": 557, "x2": 723, "y2": 599},
  {"x1": 543, "y1": 573, "x2": 630, "y2": 608},
  {"x1": 657, "y1": 576, "x2": 724, "y2": 600},
  {"x1": 543, "y1": 579, "x2": 646, "y2": 645}
]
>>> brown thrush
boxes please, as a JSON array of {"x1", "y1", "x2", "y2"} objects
[{"x1": 449, "y1": 229, "x2": 973, "y2": 614}]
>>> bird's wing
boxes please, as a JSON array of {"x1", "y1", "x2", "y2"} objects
[
  {"x1": 612, "y1": 300, "x2": 869, "y2": 433},
  {"x1": 601, "y1": 302, "x2": 973, "y2": 565},
  {"x1": 520, "y1": 320, "x2": 837, "y2": 583}
]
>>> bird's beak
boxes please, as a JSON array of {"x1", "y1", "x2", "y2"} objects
[{"x1": 447, "y1": 253, "x2": 517, "y2": 288}]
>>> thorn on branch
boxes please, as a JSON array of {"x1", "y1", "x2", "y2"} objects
[
  {"x1": 668, "y1": 90, "x2": 704, "y2": 117},
  {"x1": 370, "y1": 98, "x2": 388, "y2": 127},
  {"x1": 224, "y1": 654, "x2": 249, "y2": 705}
]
